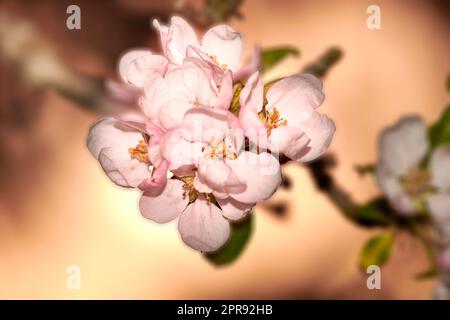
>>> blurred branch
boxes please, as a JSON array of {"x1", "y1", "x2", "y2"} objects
[
  {"x1": 0, "y1": 13, "x2": 122, "y2": 113},
  {"x1": 302, "y1": 47, "x2": 343, "y2": 78},
  {"x1": 175, "y1": 0, "x2": 244, "y2": 28}
]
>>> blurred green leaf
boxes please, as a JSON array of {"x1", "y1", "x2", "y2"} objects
[
  {"x1": 447, "y1": 74, "x2": 450, "y2": 92},
  {"x1": 302, "y1": 47, "x2": 343, "y2": 78},
  {"x1": 205, "y1": 214, "x2": 253, "y2": 265},
  {"x1": 204, "y1": 0, "x2": 244, "y2": 24},
  {"x1": 261, "y1": 46, "x2": 300, "y2": 73},
  {"x1": 429, "y1": 106, "x2": 450, "y2": 148},
  {"x1": 416, "y1": 267, "x2": 438, "y2": 280},
  {"x1": 354, "y1": 197, "x2": 390, "y2": 227},
  {"x1": 359, "y1": 230, "x2": 394, "y2": 270}
]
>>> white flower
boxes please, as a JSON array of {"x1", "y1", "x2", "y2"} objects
[{"x1": 375, "y1": 116, "x2": 450, "y2": 223}]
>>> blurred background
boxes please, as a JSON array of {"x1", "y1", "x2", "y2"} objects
[{"x1": 0, "y1": 0, "x2": 449, "y2": 299}]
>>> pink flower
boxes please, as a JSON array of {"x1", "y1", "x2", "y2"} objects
[
  {"x1": 139, "y1": 108, "x2": 281, "y2": 252},
  {"x1": 153, "y1": 16, "x2": 243, "y2": 73},
  {"x1": 239, "y1": 72, "x2": 335, "y2": 162},
  {"x1": 87, "y1": 115, "x2": 169, "y2": 194},
  {"x1": 140, "y1": 180, "x2": 231, "y2": 252},
  {"x1": 118, "y1": 49, "x2": 169, "y2": 88},
  {"x1": 437, "y1": 247, "x2": 450, "y2": 278},
  {"x1": 161, "y1": 107, "x2": 282, "y2": 207},
  {"x1": 375, "y1": 116, "x2": 450, "y2": 219},
  {"x1": 139, "y1": 56, "x2": 233, "y2": 130}
]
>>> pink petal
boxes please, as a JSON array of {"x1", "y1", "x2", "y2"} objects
[
  {"x1": 98, "y1": 146, "x2": 149, "y2": 188},
  {"x1": 294, "y1": 112, "x2": 335, "y2": 162},
  {"x1": 193, "y1": 175, "x2": 213, "y2": 193},
  {"x1": 178, "y1": 197, "x2": 230, "y2": 252},
  {"x1": 197, "y1": 159, "x2": 245, "y2": 194},
  {"x1": 160, "y1": 127, "x2": 203, "y2": 170},
  {"x1": 214, "y1": 70, "x2": 233, "y2": 110},
  {"x1": 427, "y1": 194, "x2": 450, "y2": 225},
  {"x1": 139, "y1": 179, "x2": 188, "y2": 223},
  {"x1": 240, "y1": 72, "x2": 263, "y2": 113},
  {"x1": 165, "y1": 16, "x2": 200, "y2": 65},
  {"x1": 266, "y1": 74, "x2": 324, "y2": 127},
  {"x1": 185, "y1": 46, "x2": 225, "y2": 85},
  {"x1": 87, "y1": 117, "x2": 144, "y2": 159},
  {"x1": 105, "y1": 80, "x2": 138, "y2": 105},
  {"x1": 201, "y1": 25, "x2": 243, "y2": 71},
  {"x1": 378, "y1": 116, "x2": 428, "y2": 176},
  {"x1": 138, "y1": 159, "x2": 169, "y2": 195},
  {"x1": 227, "y1": 152, "x2": 282, "y2": 204},
  {"x1": 268, "y1": 126, "x2": 310, "y2": 160},
  {"x1": 152, "y1": 19, "x2": 169, "y2": 56},
  {"x1": 118, "y1": 50, "x2": 151, "y2": 83},
  {"x1": 126, "y1": 54, "x2": 168, "y2": 87},
  {"x1": 375, "y1": 164, "x2": 416, "y2": 216},
  {"x1": 234, "y1": 44, "x2": 261, "y2": 81},
  {"x1": 217, "y1": 197, "x2": 254, "y2": 221},
  {"x1": 239, "y1": 106, "x2": 269, "y2": 150},
  {"x1": 430, "y1": 147, "x2": 450, "y2": 191}
]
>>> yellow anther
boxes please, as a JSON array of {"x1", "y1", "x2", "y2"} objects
[
  {"x1": 128, "y1": 139, "x2": 149, "y2": 162},
  {"x1": 264, "y1": 108, "x2": 287, "y2": 136},
  {"x1": 210, "y1": 55, "x2": 228, "y2": 70}
]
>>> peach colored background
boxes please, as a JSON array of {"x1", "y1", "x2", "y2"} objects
[{"x1": 0, "y1": 0, "x2": 449, "y2": 299}]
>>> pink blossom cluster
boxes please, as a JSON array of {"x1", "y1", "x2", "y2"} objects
[{"x1": 87, "y1": 17, "x2": 335, "y2": 252}]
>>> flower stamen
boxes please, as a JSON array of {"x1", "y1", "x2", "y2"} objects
[
  {"x1": 400, "y1": 166, "x2": 431, "y2": 199},
  {"x1": 264, "y1": 108, "x2": 287, "y2": 136},
  {"x1": 128, "y1": 139, "x2": 149, "y2": 162},
  {"x1": 210, "y1": 55, "x2": 228, "y2": 70},
  {"x1": 202, "y1": 137, "x2": 237, "y2": 160}
]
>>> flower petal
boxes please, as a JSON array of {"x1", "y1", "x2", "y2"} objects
[
  {"x1": 118, "y1": 50, "x2": 151, "y2": 83},
  {"x1": 139, "y1": 179, "x2": 188, "y2": 223},
  {"x1": 234, "y1": 44, "x2": 261, "y2": 81},
  {"x1": 268, "y1": 125, "x2": 310, "y2": 160},
  {"x1": 126, "y1": 53, "x2": 168, "y2": 87},
  {"x1": 214, "y1": 70, "x2": 233, "y2": 110},
  {"x1": 293, "y1": 112, "x2": 335, "y2": 162},
  {"x1": 138, "y1": 159, "x2": 169, "y2": 194},
  {"x1": 178, "y1": 197, "x2": 230, "y2": 252},
  {"x1": 430, "y1": 147, "x2": 450, "y2": 192},
  {"x1": 375, "y1": 164, "x2": 416, "y2": 216},
  {"x1": 98, "y1": 146, "x2": 149, "y2": 188},
  {"x1": 197, "y1": 160, "x2": 245, "y2": 194},
  {"x1": 217, "y1": 197, "x2": 254, "y2": 221},
  {"x1": 240, "y1": 71, "x2": 263, "y2": 113},
  {"x1": 427, "y1": 194, "x2": 450, "y2": 226},
  {"x1": 378, "y1": 116, "x2": 428, "y2": 176},
  {"x1": 266, "y1": 74, "x2": 324, "y2": 127},
  {"x1": 165, "y1": 16, "x2": 200, "y2": 65},
  {"x1": 201, "y1": 25, "x2": 243, "y2": 71},
  {"x1": 87, "y1": 117, "x2": 144, "y2": 160},
  {"x1": 227, "y1": 152, "x2": 282, "y2": 204}
]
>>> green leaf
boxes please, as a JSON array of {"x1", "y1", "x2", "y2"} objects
[
  {"x1": 429, "y1": 105, "x2": 450, "y2": 148},
  {"x1": 354, "y1": 197, "x2": 390, "y2": 227},
  {"x1": 302, "y1": 47, "x2": 343, "y2": 78},
  {"x1": 415, "y1": 266, "x2": 438, "y2": 280},
  {"x1": 446, "y1": 74, "x2": 450, "y2": 92},
  {"x1": 205, "y1": 214, "x2": 253, "y2": 266},
  {"x1": 260, "y1": 46, "x2": 300, "y2": 73},
  {"x1": 359, "y1": 231, "x2": 394, "y2": 271}
]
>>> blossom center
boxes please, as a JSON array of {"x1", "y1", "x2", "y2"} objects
[
  {"x1": 263, "y1": 108, "x2": 287, "y2": 136},
  {"x1": 400, "y1": 166, "x2": 431, "y2": 199},
  {"x1": 210, "y1": 55, "x2": 228, "y2": 70},
  {"x1": 181, "y1": 176, "x2": 198, "y2": 203},
  {"x1": 202, "y1": 137, "x2": 237, "y2": 160},
  {"x1": 128, "y1": 139, "x2": 149, "y2": 162}
]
